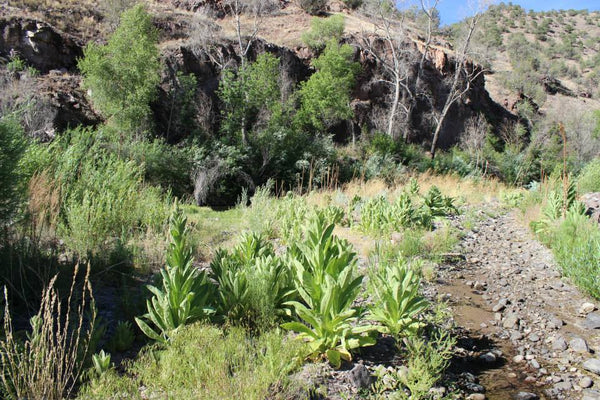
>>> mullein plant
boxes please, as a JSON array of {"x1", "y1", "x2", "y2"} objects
[
  {"x1": 282, "y1": 213, "x2": 375, "y2": 368},
  {"x1": 136, "y1": 209, "x2": 215, "y2": 343}
]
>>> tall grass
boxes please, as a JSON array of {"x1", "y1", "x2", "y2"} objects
[{"x1": 0, "y1": 264, "x2": 97, "y2": 399}]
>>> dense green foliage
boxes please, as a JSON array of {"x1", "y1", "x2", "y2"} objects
[
  {"x1": 301, "y1": 14, "x2": 345, "y2": 50},
  {"x1": 368, "y1": 259, "x2": 429, "y2": 337},
  {"x1": 78, "y1": 325, "x2": 305, "y2": 399},
  {"x1": 0, "y1": 118, "x2": 27, "y2": 224},
  {"x1": 577, "y1": 158, "x2": 600, "y2": 194},
  {"x1": 297, "y1": 40, "x2": 359, "y2": 131},
  {"x1": 78, "y1": 5, "x2": 160, "y2": 134},
  {"x1": 209, "y1": 233, "x2": 297, "y2": 330}
]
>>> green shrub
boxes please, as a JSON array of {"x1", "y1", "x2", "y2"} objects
[
  {"x1": 372, "y1": 331, "x2": 455, "y2": 399},
  {"x1": 78, "y1": 5, "x2": 160, "y2": 134},
  {"x1": 209, "y1": 233, "x2": 296, "y2": 330},
  {"x1": 0, "y1": 118, "x2": 27, "y2": 225},
  {"x1": 60, "y1": 154, "x2": 168, "y2": 256},
  {"x1": 136, "y1": 210, "x2": 216, "y2": 343},
  {"x1": 282, "y1": 213, "x2": 375, "y2": 368},
  {"x1": 550, "y1": 211, "x2": 600, "y2": 299},
  {"x1": 301, "y1": 14, "x2": 345, "y2": 50},
  {"x1": 577, "y1": 158, "x2": 600, "y2": 194},
  {"x1": 299, "y1": 0, "x2": 327, "y2": 15},
  {"x1": 30, "y1": 127, "x2": 171, "y2": 258},
  {"x1": 78, "y1": 325, "x2": 305, "y2": 400}
]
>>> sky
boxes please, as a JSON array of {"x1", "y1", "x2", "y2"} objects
[{"x1": 419, "y1": 0, "x2": 600, "y2": 26}]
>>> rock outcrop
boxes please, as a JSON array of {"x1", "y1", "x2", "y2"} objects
[{"x1": 0, "y1": 17, "x2": 82, "y2": 73}]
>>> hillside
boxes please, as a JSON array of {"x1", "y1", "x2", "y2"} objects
[{"x1": 460, "y1": 3, "x2": 600, "y2": 140}]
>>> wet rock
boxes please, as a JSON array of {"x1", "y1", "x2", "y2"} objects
[
  {"x1": 580, "y1": 377, "x2": 594, "y2": 388},
  {"x1": 583, "y1": 313, "x2": 600, "y2": 329},
  {"x1": 348, "y1": 363, "x2": 372, "y2": 389},
  {"x1": 570, "y1": 337, "x2": 590, "y2": 353},
  {"x1": 584, "y1": 359, "x2": 600, "y2": 376},
  {"x1": 465, "y1": 382, "x2": 485, "y2": 393}
]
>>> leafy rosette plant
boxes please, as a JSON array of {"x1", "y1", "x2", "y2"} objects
[
  {"x1": 282, "y1": 213, "x2": 375, "y2": 368},
  {"x1": 136, "y1": 209, "x2": 215, "y2": 343},
  {"x1": 368, "y1": 259, "x2": 429, "y2": 337}
]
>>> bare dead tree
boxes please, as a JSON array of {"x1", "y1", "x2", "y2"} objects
[
  {"x1": 359, "y1": 0, "x2": 418, "y2": 140},
  {"x1": 414, "y1": 0, "x2": 440, "y2": 91},
  {"x1": 428, "y1": 2, "x2": 489, "y2": 158}
]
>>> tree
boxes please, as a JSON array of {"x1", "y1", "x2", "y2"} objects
[
  {"x1": 428, "y1": 2, "x2": 489, "y2": 158},
  {"x1": 217, "y1": 52, "x2": 281, "y2": 145},
  {"x1": 302, "y1": 14, "x2": 345, "y2": 51},
  {"x1": 359, "y1": 0, "x2": 438, "y2": 140},
  {"x1": 78, "y1": 5, "x2": 160, "y2": 136},
  {"x1": 297, "y1": 40, "x2": 360, "y2": 131}
]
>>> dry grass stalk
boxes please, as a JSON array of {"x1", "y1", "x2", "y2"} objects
[{"x1": 0, "y1": 264, "x2": 96, "y2": 400}]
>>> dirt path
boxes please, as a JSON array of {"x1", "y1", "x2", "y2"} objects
[{"x1": 435, "y1": 207, "x2": 600, "y2": 400}]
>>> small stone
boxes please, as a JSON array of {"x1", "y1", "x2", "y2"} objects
[
  {"x1": 429, "y1": 386, "x2": 446, "y2": 397},
  {"x1": 580, "y1": 377, "x2": 594, "y2": 388},
  {"x1": 570, "y1": 337, "x2": 590, "y2": 353},
  {"x1": 511, "y1": 331, "x2": 524, "y2": 341},
  {"x1": 552, "y1": 337, "x2": 568, "y2": 351},
  {"x1": 504, "y1": 314, "x2": 520, "y2": 329},
  {"x1": 474, "y1": 281, "x2": 486, "y2": 291},
  {"x1": 465, "y1": 382, "x2": 485, "y2": 393},
  {"x1": 548, "y1": 317, "x2": 564, "y2": 330},
  {"x1": 553, "y1": 381, "x2": 572, "y2": 391},
  {"x1": 349, "y1": 363, "x2": 372, "y2": 389},
  {"x1": 530, "y1": 359, "x2": 540, "y2": 369},
  {"x1": 582, "y1": 389, "x2": 600, "y2": 400},
  {"x1": 514, "y1": 355, "x2": 525, "y2": 363},
  {"x1": 493, "y1": 303, "x2": 506, "y2": 312},
  {"x1": 584, "y1": 313, "x2": 600, "y2": 330},
  {"x1": 529, "y1": 333, "x2": 540, "y2": 342},
  {"x1": 580, "y1": 303, "x2": 597, "y2": 315},
  {"x1": 584, "y1": 359, "x2": 600, "y2": 376},
  {"x1": 467, "y1": 394, "x2": 486, "y2": 400},
  {"x1": 479, "y1": 352, "x2": 497, "y2": 364},
  {"x1": 514, "y1": 391, "x2": 539, "y2": 399}
]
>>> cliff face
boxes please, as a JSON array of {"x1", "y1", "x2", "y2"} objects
[{"x1": 0, "y1": 13, "x2": 513, "y2": 148}]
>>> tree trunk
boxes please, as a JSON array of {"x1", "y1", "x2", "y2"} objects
[{"x1": 387, "y1": 74, "x2": 401, "y2": 139}]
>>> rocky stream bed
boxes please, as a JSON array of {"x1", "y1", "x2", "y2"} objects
[{"x1": 296, "y1": 206, "x2": 600, "y2": 399}]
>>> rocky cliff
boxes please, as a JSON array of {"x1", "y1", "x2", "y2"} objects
[{"x1": 0, "y1": 8, "x2": 514, "y2": 148}]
